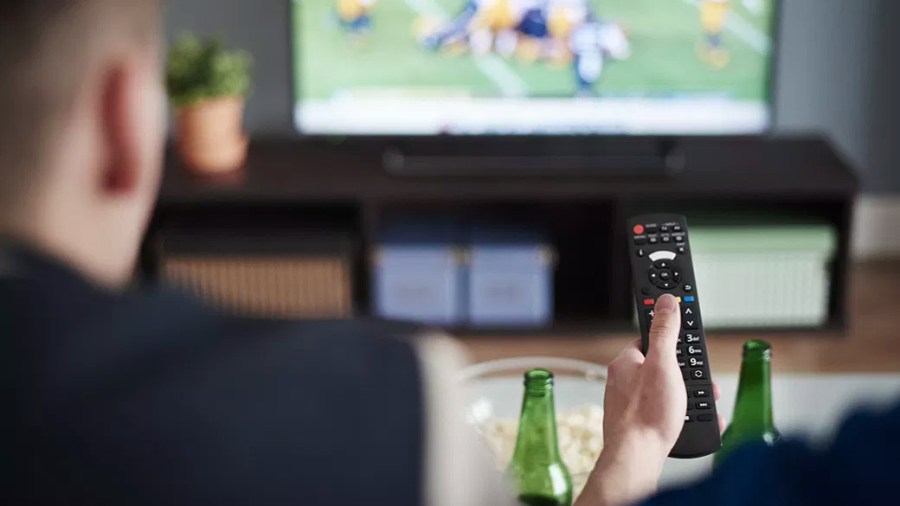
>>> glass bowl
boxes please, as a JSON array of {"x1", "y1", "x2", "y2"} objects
[{"x1": 459, "y1": 356, "x2": 608, "y2": 497}]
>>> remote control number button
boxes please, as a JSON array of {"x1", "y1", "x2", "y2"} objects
[
  {"x1": 689, "y1": 357, "x2": 705, "y2": 368},
  {"x1": 688, "y1": 345, "x2": 703, "y2": 355},
  {"x1": 684, "y1": 333, "x2": 701, "y2": 343}
]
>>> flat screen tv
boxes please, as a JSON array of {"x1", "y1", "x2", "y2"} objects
[{"x1": 292, "y1": 0, "x2": 778, "y2": 136}]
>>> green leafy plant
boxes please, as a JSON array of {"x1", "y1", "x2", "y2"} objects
[{"x1": 165, "y1": 35, "x2": 252, "y2": 108}]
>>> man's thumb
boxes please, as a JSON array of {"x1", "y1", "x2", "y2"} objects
[{"x1": 648, "y1": 294, "x2": 680, "y2": 359}]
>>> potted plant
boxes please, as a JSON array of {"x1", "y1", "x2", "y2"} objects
[{"x1": 166, "y1": 35, "x2": 252, "y2": 174}]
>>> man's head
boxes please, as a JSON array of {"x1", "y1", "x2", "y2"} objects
[{"x1": 0, "y1": 0, "x2": 165, "y2": 287}]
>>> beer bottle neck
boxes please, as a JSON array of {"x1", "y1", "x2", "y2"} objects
[
  {"x1": 512, "y1": 381, "x2": 562, "y2": 464},
  {"x1": 733, "y1": 343, "x2": 776, "y2": 433}
]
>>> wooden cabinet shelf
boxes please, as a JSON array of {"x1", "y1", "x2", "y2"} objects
[{"x1": 144, "y1": 135, "x2": 858, "y2": 335}]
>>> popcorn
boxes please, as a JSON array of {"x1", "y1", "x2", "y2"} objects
[{"x1": 477, "y1": 404, "x2": 604, "y2": 496}]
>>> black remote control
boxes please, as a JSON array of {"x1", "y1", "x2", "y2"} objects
[{"x1": 627, "y1": 214, "x2": 722, "y2": 458}]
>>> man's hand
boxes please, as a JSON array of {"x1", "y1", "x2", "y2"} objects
[
  {"x1": 577, "y1": 294, "x2": 723, "y2": 506},
  {"x1": 603, "y1": 294, "x2": 687, "y2": 460}
]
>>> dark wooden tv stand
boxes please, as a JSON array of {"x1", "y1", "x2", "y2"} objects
[{"x1": 144, "y1": 135, "x2": 858, "y2": 335}]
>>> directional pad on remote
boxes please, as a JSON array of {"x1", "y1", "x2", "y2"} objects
[{"x1": 653, "y1": 260, "x2": 674, "y2": 270}]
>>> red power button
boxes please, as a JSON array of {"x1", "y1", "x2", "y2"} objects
[{"x1": 633, "y1": 224, "x2": 645, "y2": 235}]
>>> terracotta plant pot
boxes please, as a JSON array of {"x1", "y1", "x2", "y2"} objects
[{"x1": 176, "y1": 96, "x2": 248, "y2": 175}]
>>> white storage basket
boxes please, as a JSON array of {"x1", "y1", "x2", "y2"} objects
[{"x1": 690, "y1": 225, "x2": 837, "y2": 328}]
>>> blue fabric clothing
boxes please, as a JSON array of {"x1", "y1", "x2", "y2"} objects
[
  {"x1": 2, "y1": 241, "x2": 427, "y2": 505},
  {"x1": 644, "y1": 401, "x2": 900, "y2": 505}
]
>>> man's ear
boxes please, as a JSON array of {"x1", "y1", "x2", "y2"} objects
[{"x1": 100, "y1": 60, "x2": 141, "y2": 194}]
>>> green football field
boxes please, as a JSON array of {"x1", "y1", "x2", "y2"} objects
[{"x1": 294, "y1": 0, "x2": 775, "y2": 101}]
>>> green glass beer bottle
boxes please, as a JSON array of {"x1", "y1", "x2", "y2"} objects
[
  {"x1": 714, "y1": 340, "x2": 781, "y2": 466},
  {"x1": 508, "y1": 369, "x2": 573, "y2": 506}
]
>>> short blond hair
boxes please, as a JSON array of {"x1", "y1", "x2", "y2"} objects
[{"x1": 0, "y1": 0, "x2": 161, "y2": 206}]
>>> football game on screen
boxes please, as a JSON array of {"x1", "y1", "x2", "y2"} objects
[{"x1": 293, "y1": 0, "x2": 776, "y2": 135}]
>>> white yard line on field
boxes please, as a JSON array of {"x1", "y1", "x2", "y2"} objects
[
  {"x1": 471, "y1": 57, "x2": 529, "y2": 97},
  {"x1": 403, "y1": 0, "x2": 529, "y2": 97}
]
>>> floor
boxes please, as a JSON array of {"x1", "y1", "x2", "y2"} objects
[{"x1": 462, "y1": 260, "x2": 900, "y2": 374}]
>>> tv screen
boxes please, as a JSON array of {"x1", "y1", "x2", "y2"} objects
[{"x1": 292, "y1": 0, "x2": 777, "y2": 135}]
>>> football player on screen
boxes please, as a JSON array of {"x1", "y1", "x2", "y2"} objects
[
  {"x1": 545, "y1": 0, "x2": 590, "y2": 64},
  {"x1": 419, "y1": 0, "x2": 531, "y2": 57},
  {"x1": 414, "y1": 3, "x2": 478, "y2": 54},
  {"x1": 336, "y1": 0, "x2": 377, "y2": 34},
  {"x1": 570, "y1": 17, "x2": 631, "y2": 96},
  {"x1": 514, "y1": 3, "x2": 551, "y2": 63},
  {"x1": 513, "y1": 0, "x2": 592, "y2": 65},
  {"x1": 698, "y1": 0, "x2": 731, "y2": 68}
]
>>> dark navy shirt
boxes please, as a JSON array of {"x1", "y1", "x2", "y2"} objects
[
  {"x1": 2, "y1": 243, "x2": 426, "y2": 505},
  {"x1": 645, "y1": 398, "x2": 900, "y2": 505}
]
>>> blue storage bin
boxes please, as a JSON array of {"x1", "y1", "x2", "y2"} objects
[
  {"x1": 373, "y1": 219, "x2": 466, "y2": 325},
  {"x1": 468, "y1": 226, "x2": 554, "y2": 327}
]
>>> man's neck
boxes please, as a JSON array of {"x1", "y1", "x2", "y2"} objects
[{"x1": 0, "y1": 222, "x2": 128, "y2": 290}]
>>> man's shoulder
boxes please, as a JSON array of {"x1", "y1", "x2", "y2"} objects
[
  {"x1": 12, "y1": 289, "x2": 434, "y2": 504},
  {"x1": 105, "y1": 293, "x2": 435, "y2": 396}
]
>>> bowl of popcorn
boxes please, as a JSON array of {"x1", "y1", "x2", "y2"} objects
[{"x1": 460, "y1": 357, "x2": 607, "y2": 497}]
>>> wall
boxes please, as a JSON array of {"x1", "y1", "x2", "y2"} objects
[
  {"x1": 165, "y1": 1, "x2": 294, "y2": 134},
  {"x1": 164, "y1": 0, "x2": 899, "y2": 193},
  {"x1": 775, "y1": 0, "x2": 899, "y2": 194}
]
